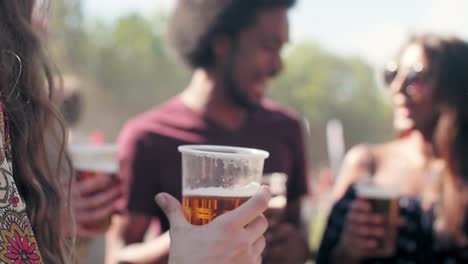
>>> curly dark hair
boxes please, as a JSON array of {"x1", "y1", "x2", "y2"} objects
[{"x1": 167, "y1": 0, "x2": 296, "y2": 69}]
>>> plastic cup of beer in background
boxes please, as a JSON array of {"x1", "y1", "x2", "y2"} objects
[
  {"x1": 68, "y1": 143, "x2": 119, "y2": 229},
  {"x1": 261, "y1": 173, "x2": 287, "y2": 227},
  {"x1": 355, "y1": 180, "x2": 400, "y2": 257},
  {"x1": 178, "y1": 145, "x2": 269, "y2": 225}
]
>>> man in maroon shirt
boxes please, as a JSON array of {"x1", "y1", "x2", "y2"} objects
[{"x1": 106, "y1": 1, "x2": 310, "y2": 263}]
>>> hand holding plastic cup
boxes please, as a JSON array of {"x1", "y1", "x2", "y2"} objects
[
  {"x1": 355, "y1": 180, "x2": 400, "y2": 257},
  {"x1": 68, "y1": 143, "x2": 119, "y2": 229},
  {"x1": 178, "y1": 145, "x2": 269, "y2": 225}
]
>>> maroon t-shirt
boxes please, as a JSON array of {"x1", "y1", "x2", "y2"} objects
[{"x1": 118, "y1": 96, "x2": 309, "y2": 231}]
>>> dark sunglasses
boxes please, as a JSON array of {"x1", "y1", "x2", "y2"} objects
[{"x1": 383, "y1": 62, "x2": 431, "y2": 86}]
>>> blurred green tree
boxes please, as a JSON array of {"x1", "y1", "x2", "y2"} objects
[
  {"x1": 270, "y1": 43, "x2": 393, "y2": 166},
  {"x1": 48, "y1": 0, "x2": 87, "y2": 72}
]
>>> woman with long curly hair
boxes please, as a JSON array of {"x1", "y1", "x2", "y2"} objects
[{"x1": 0, "y1": 0, "x2": 73, "y2": 262}]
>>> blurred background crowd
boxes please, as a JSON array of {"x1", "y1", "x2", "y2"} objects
[{"x1": 49, "y1": 0, "x2": 467, "y2": 172}]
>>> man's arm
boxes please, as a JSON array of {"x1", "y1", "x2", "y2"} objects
[
  {"x1": 263, "y1": 117, "x2": 311, "y2": 264},
  {"x1": 108, "y1": 121, "x2": 171, "y2": 264},
  {"x1": 105, "y1": 213, "x2": 170, "y2": 264},
  {"x1": 286, "y1": 117, "x2": 310, "y2": 226}
]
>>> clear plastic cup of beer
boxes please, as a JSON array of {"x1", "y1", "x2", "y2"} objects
[
  {"x1": 262, "y1": 173, "x2": 287, "y2": 226},
  {"x1": 178, "y1": 145, "x2": 269, "y2": 225},
  {"x1": 355, "y1": 180, "x2": 400, "y2": 257},
  {"x1": 68, "y1": 143, "x2": 119, "y2": 229}
]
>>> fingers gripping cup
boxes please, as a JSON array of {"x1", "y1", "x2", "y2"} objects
[
  {"x1": 68, "y1": 144, "x2": 119, "y2": 229},
  {"x1": 355, "y1": 181, "x2": 400, "y2": 257},
  {"x1": 178, "y1": 145, "x2": 269, "y2": 225}
]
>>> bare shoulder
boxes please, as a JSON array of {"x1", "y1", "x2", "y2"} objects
[
  {"x1": 343, "y1": 144, "x2": 375, "y2": 167},
  {"x1": 344, "y1": 141, "x2": 400, "y2": 165},
  {"x1": 369, "y1": 140, "x2": 402, "y2": 163},
  {"x1": 332, "y1": 144, "x2": 377, "y2": 199}
]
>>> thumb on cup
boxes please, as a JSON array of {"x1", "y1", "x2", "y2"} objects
[{"x1": 155, "y1": 193, "x2": 188, "y2": 228}]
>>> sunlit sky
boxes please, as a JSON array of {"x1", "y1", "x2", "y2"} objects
[{"x1": 83, "y1": 0, "x2": 468, "y2": 66}]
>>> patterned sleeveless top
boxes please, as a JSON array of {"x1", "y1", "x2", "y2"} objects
[{"x1": 0, "y1": 104, "x2": 42, "y2": 263}]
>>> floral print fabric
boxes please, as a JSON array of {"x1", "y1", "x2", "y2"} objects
[{"x1": 0, "y1": 104, "x2": 42, "y2": 264}]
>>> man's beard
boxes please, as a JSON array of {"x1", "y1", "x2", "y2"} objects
[{"x1": 220, "y1": 53, "x2": 259, "y2": 113}]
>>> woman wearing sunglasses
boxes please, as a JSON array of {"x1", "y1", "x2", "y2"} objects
[{"x1": 316, "y1": 34, "x2": 468, "y2": 263}]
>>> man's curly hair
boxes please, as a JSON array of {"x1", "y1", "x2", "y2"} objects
[{"x1": 167, "y1": 0, "x2": 296, "y2": 69}]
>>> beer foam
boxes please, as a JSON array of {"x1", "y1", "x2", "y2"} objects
[
  {"x1": 74, "y1": 160, "x2": 118, "y2": 174},
  {"x1": 183, "y1": 182, "x2": 261, "y2": 197},
  {"x1": 356, "y1": 185, "x2": 400, "y2": 199},
  {"x1": 69, "y1": 144, "x2": 118, "y2": 173},
  {"x1": 268, "y1": 195, "x2": 286, "y2": 209}
]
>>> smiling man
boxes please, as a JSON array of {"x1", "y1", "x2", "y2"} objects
[{"x1": 107, "y1": 1, "x2": 311, "y2": 263}]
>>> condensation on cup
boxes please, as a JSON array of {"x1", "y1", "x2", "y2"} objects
[
  {"x1": 355, "y1": 180, "x2": 400, "y2": 257},
  {"x1": 178, "y1": 145, "x2": 269, "y2": 225},
  {"x1": 68, "y1": 143, "x2": 119, "y2": 229}
]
